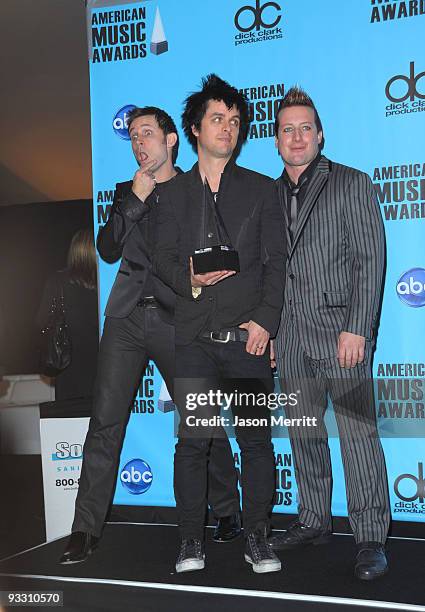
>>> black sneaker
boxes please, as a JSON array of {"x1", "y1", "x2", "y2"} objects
[
  {"x1": 175, "y1": 538, "x2": 205, "y2": 573},
  {"x1": 245, "y1": 527, "x2": 282, "y2": 574}
]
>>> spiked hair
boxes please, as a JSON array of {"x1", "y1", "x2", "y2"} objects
[
  {"x1": 274, "y1": 86, "x2": 323, "y2": 137},
  {"x1": 182, "y1": 74, "x2": 250, "y2": 153}
]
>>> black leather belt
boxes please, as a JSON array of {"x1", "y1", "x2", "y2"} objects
[
  {"x1": 200, "y1": 328, "x2": 248, "y2": 343},
  {"x1": 137, "y1": 296, "x2": 158, "y2": 308}
]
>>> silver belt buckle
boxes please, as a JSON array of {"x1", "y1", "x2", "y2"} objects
[{"x1": 210, "y1": 331, "x2": 231, "y2": 343}]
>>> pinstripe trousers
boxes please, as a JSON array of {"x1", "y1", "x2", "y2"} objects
[{"x1": 277, "y1": 320, "x2": 390, "y2": 544}]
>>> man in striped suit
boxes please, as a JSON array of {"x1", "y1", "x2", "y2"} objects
[{"x1": 272, "y1": 87, "x2": 390, "y2": 580}]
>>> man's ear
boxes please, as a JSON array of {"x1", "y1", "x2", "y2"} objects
[
  {"x1": 191, "y1": 124, "x2": 199, "y2": 138},
  {"x1": 166, "y1": 132, "x2": 178, "y2": 149},
  {"x1": 318, "y1": 130, "x2": 323, "y2": 145}
]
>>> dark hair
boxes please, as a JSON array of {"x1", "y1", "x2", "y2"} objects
[
  {"x1": 274, "y1": 86, "x2": 323, "y2": 138},
  {"x1": 127, "y1": 106, "x2": 179, "y2": 164},
  {"x1": 182, "y1": 74, "x2": 250, "y2": 153},
  {"x1": 67, "y1": 229, "x2": 97, "y2": 290}
]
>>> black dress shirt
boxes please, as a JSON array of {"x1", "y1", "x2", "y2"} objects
[{"x1": 282, "y1": 152, "x2": 322, "y2": 215}]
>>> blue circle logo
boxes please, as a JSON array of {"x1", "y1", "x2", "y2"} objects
[
  {"x1": 120, "y1": 458, "x2": 153, "y2": 494},
  {"x1": 396, "y1": 268, "x2": 425, "y2": 308},
  {"x1": 112, "y1": 104, "x2": 136, "y2": 140}
]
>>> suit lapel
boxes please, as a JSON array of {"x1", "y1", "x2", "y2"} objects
[
  {"x1": 187, "y1": 163, "x2": 207, "y2": 249},
  {"x1": 289, "y1": 156, "x2": 330, "y2": 256},
  {"x1": 276, "y1": 177, "x2": 291, "y2": 249}
]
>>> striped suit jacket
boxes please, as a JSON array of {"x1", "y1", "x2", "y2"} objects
[{"x1": 275, "y1": 156, "x2": 385, "y2": 361}]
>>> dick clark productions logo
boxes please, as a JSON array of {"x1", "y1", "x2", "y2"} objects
[
  {"x1": 120, "y1": 458, "x2": 153, "y2": 494},
  {"x1": 385, "y1": 62, "x2": 425, "y2": 103},
  {"x1": 234, "y1": 0, "x2": 281, "y2": 31},
  {"x1": 394, "y1": 463, "x2": 425, "y2": 503}
]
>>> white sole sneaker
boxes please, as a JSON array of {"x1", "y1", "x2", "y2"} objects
[
  {"x1": 175, "y1": 556, "x2": 205, "y2": 573},
  {"x1": 244, "y1": 553, "x2": 282, "y2": 574}
]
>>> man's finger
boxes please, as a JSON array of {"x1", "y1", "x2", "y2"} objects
[
  {"x1": 210, "y1": 271, "x2": 235, "y2": 285},
  {"x1": 350, "y1": 347, "x2": 359, "y2": 368},
  {"x1": 246, "y1": 333, "x2": 267, "y2": 355},
  {"x1": 205, "y1": 271, "x2": 229, "y2": 284},
  {"x1": 270, "y1": 340, "x2": 275, "y2": 361},
  {"x1": 344, "y1": 347, "x2": 353, "y2": 369},
  {"x1": 138, "y1": 159, "x2": 157, "y2": 174},
  {"x1": 192, "y1": 269, "x2": 227, "y2": 285},
  {"x1": 270, "y1": 340, "x2": 276, "y2": 367},
  {"x1": 245, "y1": 333, "x2": 257, "y2": 354},
  {"x1": 338, "y1": 345, "x2": 346, "y2": 368}
]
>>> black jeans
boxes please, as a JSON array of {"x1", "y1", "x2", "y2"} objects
[
  {"x1": 174, "y1": 337, "x2": 275, "y2": 539},
  {"x1": 73, "y1": 306, "x2": 239, "y2": 537}
]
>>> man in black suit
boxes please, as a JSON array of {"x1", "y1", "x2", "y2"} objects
[
  {"x1": 60, "y1": 106, "x2": 240, "y2": 564},
  {"x1": 154, "y1": 76, "x2": 285, "y2": 574},
  {"x1": 271, "y1": 87, "x2": 390, "y2": 580}
]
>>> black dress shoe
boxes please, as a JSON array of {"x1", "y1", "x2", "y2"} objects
[
  {"x1": 268, "y1": 521, "x2": 332, "y2": 550},
  {"x1": 59, "y1": 531, "x2": 99, "y2": 564},
  {"x1": 354, "y1": 542, "x2": 388, "y2": 581},
  {"x1": 213, "y1": 513, "x2": 242, "y2": 542}
]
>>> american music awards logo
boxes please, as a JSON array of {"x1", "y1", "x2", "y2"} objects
[
  {"x1": 372, "y1": 160, "x2": 425, "y2": 223},
  {"x1": 90, "y1": 5, "x2": 168, "y2": 63},
  {"x1": 370, "y1": 0, "x2": 425, "y2": 24},
  {"x1": 233, "y1": 0, "x2": 283, "y2": 47},
  {"x1": 150, "y1": 7, "x2": 168, "y2": 55}
]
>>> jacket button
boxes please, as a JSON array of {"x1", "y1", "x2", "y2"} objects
[
  {"x1": 289, "y1": 273, "x2": 295, "y2": 280},
  {"x1": 207, "y1": 232, "x2": 214, "y2": 238},
  {"x1": 208, "y1": 297, "x2": 213, "y2": 302}
]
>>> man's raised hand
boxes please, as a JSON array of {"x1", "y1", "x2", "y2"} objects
[{"x1": 132, "y1": 159, "x2": 157, "y2": 202}]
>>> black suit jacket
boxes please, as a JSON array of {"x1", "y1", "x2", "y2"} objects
[
  {"x1": 97, "y1": 176, "x2": 180, "y2": 322},
  {"x1": 153, "y1": 161, "x2": 286, "y2": 345}
]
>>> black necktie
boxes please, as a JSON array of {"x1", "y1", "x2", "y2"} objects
[{"x1": 289, "y1": 185, "x2": 301, "y2": 243}]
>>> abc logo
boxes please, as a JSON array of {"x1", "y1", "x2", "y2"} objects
[
  {"x1": 394, "y1": 463, "x2": 424, "y2": 503},
  {"x1": 120, "y1": 458, "x2": 153, "y2": 495},
  {"x1": 396, "y1": 268, "x2": 425, "y2": 308},
  {"x1": 234, "y1": 0, "x2": 281, "y2": 32},
  {"x1": 112, "y1": 104, "x2": 136, "y2": 140},
  {"x1": 385, "y1": 61, "x2": 425, "y2": 103}
]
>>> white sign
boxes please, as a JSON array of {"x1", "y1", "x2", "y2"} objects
[{"x1": 40, "y1": 417, "x2": 90, "y2": 541}]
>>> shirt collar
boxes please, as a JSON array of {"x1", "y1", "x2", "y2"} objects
[{"x1": 282, "y1": 152, "x2": 322, "y2": 190}]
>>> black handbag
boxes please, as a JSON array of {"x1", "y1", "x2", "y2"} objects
[{"x1": 39, "y1": 286, "x2": 72, "y2": 376}]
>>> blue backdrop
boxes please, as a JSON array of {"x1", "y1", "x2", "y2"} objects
[{"x1": 87, "y1": 0, "x2": 425, "y2": 522}]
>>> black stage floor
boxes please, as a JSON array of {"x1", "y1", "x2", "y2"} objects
[{"x1": 1, "y1": 523, "x2": 424, "y2": 612}]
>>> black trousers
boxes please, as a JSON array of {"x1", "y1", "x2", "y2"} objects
[
  {"x1": 174, "y1": 338, "x2": 276, "y2": 539},
  {"x1": 72, "y1": 305, "x2": 239, "y2": 537}
]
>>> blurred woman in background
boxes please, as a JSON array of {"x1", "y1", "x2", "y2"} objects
[{"x1": 37, "y1": 228, "x2": 99, "y2": 400}]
